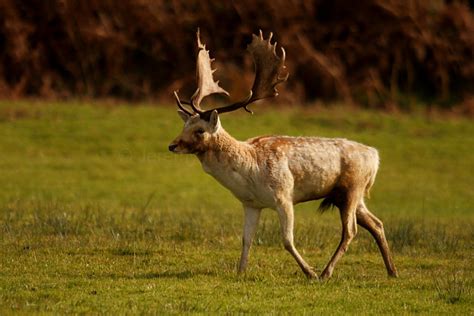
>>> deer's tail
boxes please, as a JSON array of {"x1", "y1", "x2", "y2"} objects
[
  {"x1": 365, "y1": 148, "x2": 379, "y2": 199},
  {"x1": 318, "y1": 196, "x2": 335, "y2": 213}
]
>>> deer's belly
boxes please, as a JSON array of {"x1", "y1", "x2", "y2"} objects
[{"x1": 291, "y1": 160, "x2": 340, "y2": 203}]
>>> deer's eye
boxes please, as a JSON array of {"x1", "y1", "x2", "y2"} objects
[{"x1": 195, "y1": 128, "x2": 205, "y2": 135}]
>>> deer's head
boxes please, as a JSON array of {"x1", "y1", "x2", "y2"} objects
[
  {"x1": 169, "y1": 29, "x2": 288, "y2": 154},
  {"x1": 168, "y1": 110, "x2": 221, "y2": 154}
]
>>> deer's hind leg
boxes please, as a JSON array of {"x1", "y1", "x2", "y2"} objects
[
  {"x1": 321, "y1": 188, "x2": 360, "y2": 280},
  {"x1": 356, "y1": 201, "x2": 398, "y2": 277}
]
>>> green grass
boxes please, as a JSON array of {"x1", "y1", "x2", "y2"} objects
[{"x1": 0, "y1": 101, "x2": 473, "y2": 313}]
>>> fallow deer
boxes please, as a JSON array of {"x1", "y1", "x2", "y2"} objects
[{"x1": 169, "y1": 30, "x2": 398, "y2": 279}]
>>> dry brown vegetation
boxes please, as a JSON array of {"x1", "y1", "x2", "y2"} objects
[{"x1": 0, "y1": 0, "x2": 473, "y2": 110}]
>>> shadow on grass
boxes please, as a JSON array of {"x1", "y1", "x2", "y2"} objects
[
  {"x1": 135, "y1": 269, "x2": 219, "y2": 279},
  {"x1": 83, "y1": 269, "x2": 219, "y2": 280}
]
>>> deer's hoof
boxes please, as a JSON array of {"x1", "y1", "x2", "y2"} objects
[
  {"x1": 388, "y1": 270, "x2": 399, "y2": 278},
  {"x1": 320, "y1": 269, "x2": 332, "y2": 280},
  {"x1": 305, "y1": 267, "x2": 318, "y2": 279}
]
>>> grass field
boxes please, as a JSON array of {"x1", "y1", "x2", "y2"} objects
[{"x1": 0, "y1": 101, "x2": 473, "y2": 313}]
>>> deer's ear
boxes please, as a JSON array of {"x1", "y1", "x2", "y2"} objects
[
  {"x1": 209, "y1": 110, "x2": 220, "y2": 131},
  {"x1": 177, "y1": 110, "x2": 190, "y2": 122}
]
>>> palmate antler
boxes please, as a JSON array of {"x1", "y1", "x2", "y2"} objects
[
  {"x1": 175, "y1": 29, "x2": 288, "y2": 120},
  {"x1": 175, "y1": 29, "x2": 229, "y2": 115}
]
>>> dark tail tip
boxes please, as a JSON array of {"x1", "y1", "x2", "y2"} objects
[{"x1": 318, "y1": 197, "x2": 335, "y2": 213}]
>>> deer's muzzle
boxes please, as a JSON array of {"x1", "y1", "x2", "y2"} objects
[{"x1": 168, "y1": 143, "x2": 178, "y2": 152}]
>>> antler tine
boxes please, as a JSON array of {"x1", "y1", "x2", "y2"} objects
[
  {"x1": 190, "y1": 88, "x2": 204, "y2": 114},
  {"x1": 202, "y1": 30, "x2": 288, "y2": 117},
  {"x1": 196, "y1": 28, "x2": 204, "y2": 49},
  {"x1": 190, "y1": 29, "x2": 229, "y2": 112},
  {"x1": 174, "y1": 91, "x2": 193, "y2": 116},
  {"x1": 274, "y1": 47, "x2": 289, "y2": 90}
]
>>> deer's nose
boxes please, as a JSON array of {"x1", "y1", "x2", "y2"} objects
[{"x1": 168, "y1": 144, "x2": 178, "y2": 152}]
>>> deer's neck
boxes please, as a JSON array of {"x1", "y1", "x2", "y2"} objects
[{"x1": 197, "y1": 128, "x2": 255, "y2": 176}]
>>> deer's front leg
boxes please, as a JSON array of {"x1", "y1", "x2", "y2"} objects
[
  {"x1": 238, "y1": 205, "x2": 261, "y2": 273},
  {"x1": 277, "y1": 200, "x2": 318, "y2": 279}
]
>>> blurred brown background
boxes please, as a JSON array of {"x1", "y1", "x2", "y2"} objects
[{"x1": 0, "y1": 0, "x2": 473, "y2": 111}]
